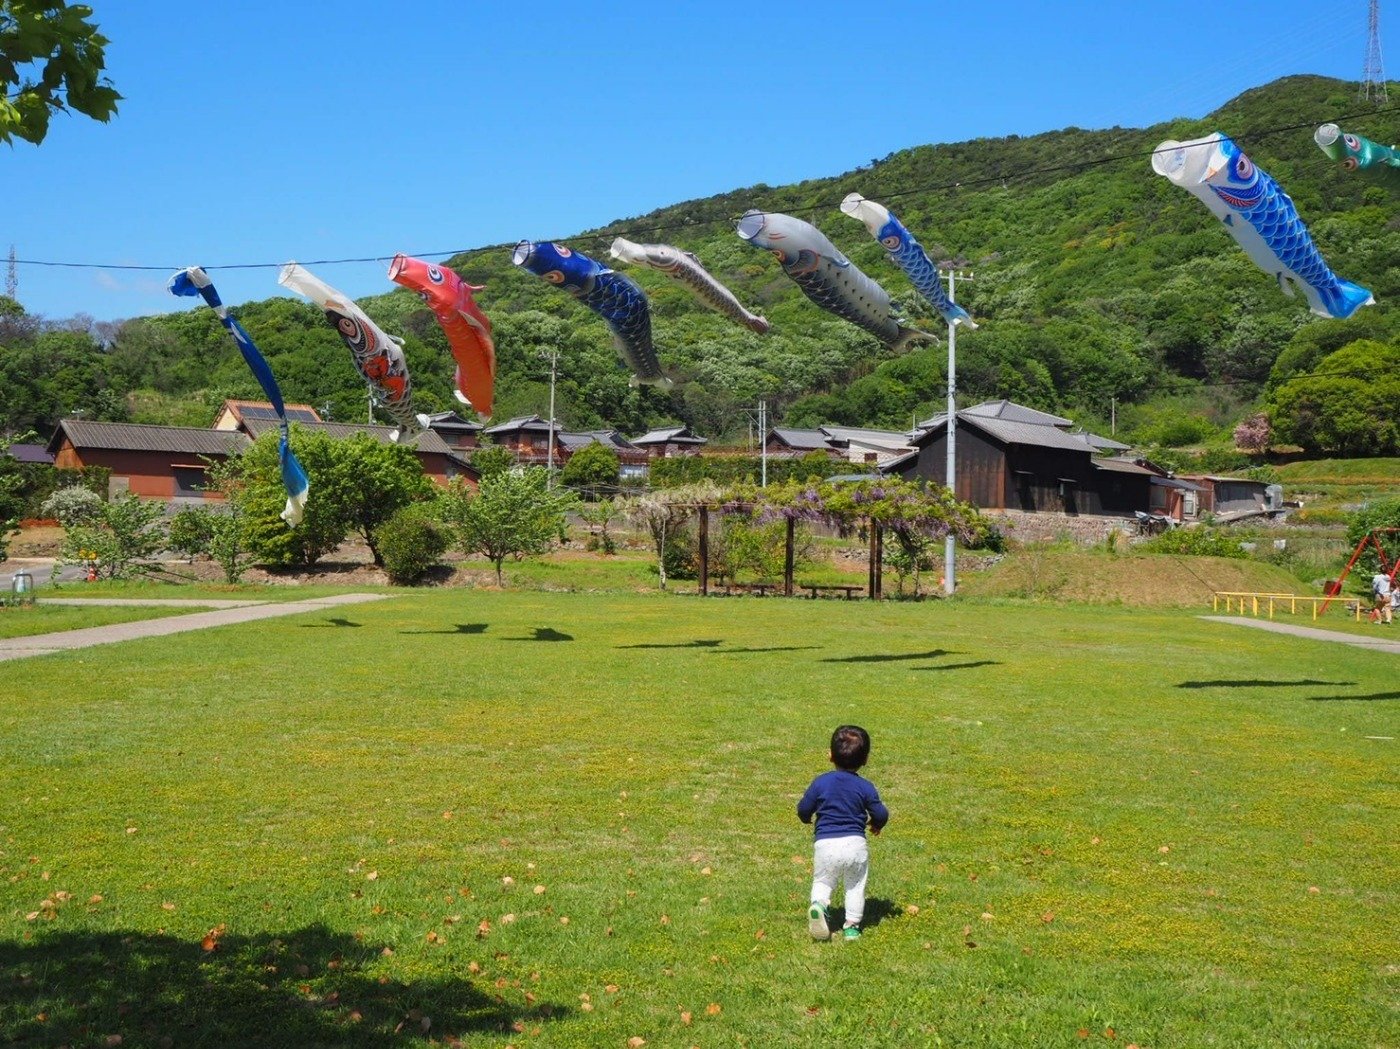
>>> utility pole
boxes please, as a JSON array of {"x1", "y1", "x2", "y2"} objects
[
  {"x1": 5, "y1": 245, "x2": 16, "y2": 301},
  {"x1": 1111, "y1": 396, "x2": 1117, "y2": 436},
  {"x1": 759, "y1": 399, "x2": 768, "y2": 487},
  {"x1": 944, "y1": 269, "x2": 973, "y2": 598},
  {"x1": 540, "y1": 348, "x2": 560, "y2": 485}
]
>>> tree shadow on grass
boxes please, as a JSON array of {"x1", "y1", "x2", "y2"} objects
[
  {"x1": 0, "y1": 924, "x2": 567, "y2": 1046},
  {"x1": 301, "y1": 617, "x2": 362, "y2": 628},
  {"x1": 822, "y1": 650, "x2": 952, "y2": 663},
  {"x1": 912, "y1": 660, "x2": 1001, "y2": 672},
  {"x1": 617, "y1": 639, "x2": 724, "y2": 649},
  {"x1": 401, "y1": 623, "x2": 489, "y2": 636},
  {"x1": 1177, "y1": 679, "x2": 1355, "y2": 689},
  {"x1": 1308, "y1": 690, "x2": 1400, "y2": 702}
]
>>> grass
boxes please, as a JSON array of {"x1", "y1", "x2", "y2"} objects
[
  {"x1": 0, "y1": 602, "x2": 202, "y2": 640},
  {"x1": 1, "y1": 591, "x2": 1395, "y2": 1047}
]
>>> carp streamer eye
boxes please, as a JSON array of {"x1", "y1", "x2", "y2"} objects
[
  {"x1": 554, "y1": 244, "x2": 572, "y2": 257},
  {"x1": 881, "y1": 235, "x2": 902, "y2": 250},
  {"x1": 545, "y1": 270, "x2": 565, "y2": 284},
  {"x1": 426, "y1": 266, "x2": 444, "y2": 284},
  {"x1": 1344, "y1": 134, "x2": 1361, "y2": 151},
  {"x1": 1234, "y1": 153, "x2": 1255, "y2": 181}
]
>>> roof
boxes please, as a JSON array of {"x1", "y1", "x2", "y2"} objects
[
  {"x1": 483, "y1": 414, "x2": 557, "y2": 436},
  {"x1": 239, "y1": 417, "x2": 455, "y2": 455},
  {"x1": 6, "y1": 442, "x2": 54, "y2": 464},
  {"x1": 631, "y1": 425, "x2": 706, "y2": 446},
  {"x1": 422, "y1": 411, "x2": 484, "y2": 432},
  {"x1": 1069, "y1": 428, "x2": 1132, "y2": 452},
  {"x1": 820, "y1": 426, "x2": 916, "y2": 450},
  {"x1": 960, "y1": 415, "x2": 1097, "y2": 452},
  {"x1": 962, "y1": 399, "x2": 1074, "y2": 427},
  {"x1": 222, "y1": 399, "x2": 322, "y2": 425},
  {"x1": 1093, "y1": 458, "x2": 1156, "y2": 476},
  {"x1": 1182, "y1": 475, "x2": 1270, "y2": 486},
  {"x1": 556, "y1": 430, "x2": 639, "y2": 451},
  {"x1": 769, "y1": 428, "x2": 832, "y2": 451},
  {"x1": 47, "y1": 420, "x2": 250, "y2": 457},
  {"x1": 878, "y1": 448, "x2": 921, "y2": 474},
  {"x1": 1151, "y1": 475, "x2": 1206, "y2": 492}
]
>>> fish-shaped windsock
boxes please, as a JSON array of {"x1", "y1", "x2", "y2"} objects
[
  {"x1": 609, "y1": 238, "x2": 770, "y2": 334},
  {"x1": 168, "y1": 266, "x2": 309, "y2": 527},
  {"x1": 1315, "y1": 124, "x2": 1400, "y2": 191},
  {"x1": 513, "y1": 240, "x2": 670, "y2": 388},
  {"x1": 278, "y1": 262, "x2": 421, "y2": 442},
  {"x1": 839, "y1": 194, "x2": 976, "y2": 330},
  {"x1": 1152, "y1": 132, "x2": 1374, "y2": 319},
  {"x1": 387, "y1": 255, "x2": 496, "y2": 418},
  {"x1": 735, "y1": 209, "x2": 931, "y2": 351}
]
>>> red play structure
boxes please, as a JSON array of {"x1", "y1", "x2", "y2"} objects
[{"x1": 1320, "y1": 527, "x2": 1399, "y2": 615}]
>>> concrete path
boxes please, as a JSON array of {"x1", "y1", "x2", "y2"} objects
[
  {"x1": 0, "y1": 593, "x2": 388, "y2": 663},
  {"x1": 1200, "y1": 615, "x2": 1400, "y2": 655}
]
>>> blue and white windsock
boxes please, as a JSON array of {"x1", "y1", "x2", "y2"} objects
[
  {"x1": 840, "y1": 194, "x2": 976, "y2": 329},
  {"x1": 168, "y1": 266, "x2": 310, "y2": 526}
]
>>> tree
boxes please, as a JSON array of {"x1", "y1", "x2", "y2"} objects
[
  {"x1": 469, "y1": 443, "x2": 515, "y2": 480},
  {"x1": 58, "y1": 492, "x2": 164, "y2": 579},
  {"x1": 620, "y1": 482, "x2": 720, "y2": 590},
  {"x1": 228, "y1": 429, "x2": 351, "y2": 568},
  {"x1": 1267, "y1": 340, "x2": 1400, "y2": 456},
  {"x1": 0, "y1": 1, "x2": 121, "y2": 145},
  {"x1": 332, "y1": 434, "x2": 435, "y2": 565},
  {"x1": 442, "y1": 467, "x2": 576, "y2": 585},
  {"x1": 1233, "y1": 412, "x2": 1271, "y2": 455},
  {"x1": 1345, "y1": 497, "x2": 1400, "y2": 578},
  {"x1": 558, "y1": 442, "x2": 620, "y2": 495}
]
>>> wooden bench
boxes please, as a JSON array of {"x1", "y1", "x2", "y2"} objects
[
  {"x1": 801, "y1": 583, "x2": 864, "y2": 600},
  {"x1": 720, "y1": 581, "x2": 778, "y2": 596}
]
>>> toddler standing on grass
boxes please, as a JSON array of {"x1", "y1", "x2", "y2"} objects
[{"x1": 797, "y1": 724, "x2": 889, "y2": 941}]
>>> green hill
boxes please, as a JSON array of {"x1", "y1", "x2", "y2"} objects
[{"x1": 3, "y1": 75, "x2": 1396, "y2": 444}]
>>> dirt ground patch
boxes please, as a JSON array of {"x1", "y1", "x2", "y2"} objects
[{"x1": 8, "y1": 525, "x2": 64, "y2": 558}]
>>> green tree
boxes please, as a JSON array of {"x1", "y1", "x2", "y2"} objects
[
  {"x1": 469, "y1": 443, "x2": 516, "y2": 480},
  {"x1": 442, "y1": 467, "x2": 576, "y2": 585},
  {"x1": 1267, "y1": 340, "x2": 1400, "y2": 456},
  {"x1": 332, "y1": 434, "x2": 435, "y2": 565},
  {"x1": 0, "y1": 1, "x2": 120, "y2": 145},
  {"x1": 1344, "y1": 497, "x2": 1400, "y2": 577},
  {"x1": 375, "y1": 502, "x2": 449, "y2": 585},
  {"x1": 559, "y1": 442, "x2": 620, "y2": 495},
  {"x1": 620, "y1": 482, "x2": 720, "y2": 590},
  {"x1": 232, "y1": 429, "x2": 350, "y2": 568},
  {"x1": 59, "y1": 492, "x2": 165, "y2": 579}
]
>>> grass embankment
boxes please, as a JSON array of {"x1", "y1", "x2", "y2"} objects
[
  {"x1": 1, "y1": 592, "x2": 1393, "y2": 1048},
  {"x1": 1272, "y1": 457, "x2": 1400, "y2": 525}
]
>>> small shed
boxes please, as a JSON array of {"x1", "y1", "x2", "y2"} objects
[{"x1": 630, "y1": 425, "x2": 708, "y2": 458}]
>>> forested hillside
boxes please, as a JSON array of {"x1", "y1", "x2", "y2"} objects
[{"x1": 2, "y1": 75, "x2": 1396, "y2": 449}]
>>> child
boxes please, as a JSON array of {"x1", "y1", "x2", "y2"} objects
[{"x1": 797, "y1": 724, "x2": 889, "y2": 941}]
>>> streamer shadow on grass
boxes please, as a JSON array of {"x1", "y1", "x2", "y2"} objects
[
  {"x1": 0, "y1": 924, "x2": 567, "y2": 1046},
  {"x1": 1307, "y1": 690, "x2": 1400, "y2": 702},
  {"x1": 401, "y1": 623, "x2": 489, "y2": 636},
  {"x1": 822, "y1": 650, "x2": 953, "y2": 664},
  {"x1": 1176, "y1": 679, "x2": 1355, "y2": 689}
]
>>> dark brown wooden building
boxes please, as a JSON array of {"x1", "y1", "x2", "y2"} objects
[{"x1": 48, "y1": 420, "x2": 249, "y2": 502}]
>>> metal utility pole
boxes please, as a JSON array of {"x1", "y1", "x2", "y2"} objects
[
  {"x1": 1363, "y1": 0, "x2": 1389, "y2": 104},
  {"x1": 759, "y1": 399, "x2": 768, "y2": 487},
  {"x1": 944, "y1": 270, "x2": 972, "y2": 597},
  {"x1": 540, "y1": 348, "x2": 560, "y2": 485},
  {"x1": 5, "y1": 245, "x2": 16, "y2": 301}
]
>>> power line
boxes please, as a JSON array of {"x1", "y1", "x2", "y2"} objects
[{"x1": 12, "y1": 102, "x2": 1400, "y2": 276}]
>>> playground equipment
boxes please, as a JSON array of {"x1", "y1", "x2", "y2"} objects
[{"x1": 1320, "y1": 527, "x2": 1398, "y2": 615}]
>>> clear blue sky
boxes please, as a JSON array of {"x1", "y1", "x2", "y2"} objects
[{"x1": 0, "y1": 0, "x2": 1375, "y2": 322}]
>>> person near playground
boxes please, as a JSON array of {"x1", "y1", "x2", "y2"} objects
[
  {"x1": 1372, "y1": 570, "x2": 1394, "y2": 625},
  {"x1": 797, "y1": 724, "x2": 889, "y2": 941}
]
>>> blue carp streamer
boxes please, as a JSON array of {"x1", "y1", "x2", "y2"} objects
[
  {"x1": 512, "y1": 241, "x2": 669, "y2": 387},
  {"x1": 169, "y1": 266, "x2": 310, "y2": 526},
  {"x1": 840, "y1": 194, "x2": 975, "y2": 329},
  {"x1": 1152, "y1": 132, "x2": 1373, "y2": 320}
]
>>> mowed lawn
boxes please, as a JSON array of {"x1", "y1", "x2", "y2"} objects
[{"x1": 0, "y1": 592, "x2": 1394, "y2": 1048}]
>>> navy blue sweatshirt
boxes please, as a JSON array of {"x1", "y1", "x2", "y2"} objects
[{"x1": 797, "y1": 769, "x2": 889, "y2": 840}]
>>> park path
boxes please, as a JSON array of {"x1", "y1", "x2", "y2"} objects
[
  {"x1": 1200, "y1": 615, "x2": 1400, "y2": 655},
  {"x1": 0, "y1": 593, "x2": 388, "y2": 663}
]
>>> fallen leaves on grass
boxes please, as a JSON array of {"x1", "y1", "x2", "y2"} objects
[
  {"x1": 706, "y1": 1003, "x2": 722, "y2": 1016},
  {"x1": 200, "y1": 924, "x2": 227, "y2": 952}
]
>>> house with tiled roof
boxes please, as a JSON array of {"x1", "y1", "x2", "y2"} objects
[
  {"x1": 213, "y1": 398, "x2": 323, "y2": 432},
  {"x1": 630, "y1": 425, "x2": 708, "y2": 458}
]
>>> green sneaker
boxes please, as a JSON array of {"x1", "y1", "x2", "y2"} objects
[
  {"x1": 808, "y1": 903, "x2": 831, "y2": 940},
  {"x1": 842, "y1": 925, "x2": 862, "y2": 941}
]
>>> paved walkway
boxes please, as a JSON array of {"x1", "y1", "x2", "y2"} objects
[
  {"x1": 1200, "y1": 616, "x2": 1400, "y2": 654},
  {"x1": 0, "y1": 594, "x2": 388, "y2": 663}
]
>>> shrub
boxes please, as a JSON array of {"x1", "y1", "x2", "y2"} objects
[
  {"x1": 1140, "y1": 526, "x2": 1249, "y2": 559},
  {"x1": 375, "y1": 503, "x2": 449, "y2": 585},
  {"x1": 168, "y1": 506, "x2": 215, "y2": 560},
  {"x1": 41, "y1": 485, "x2": 104, "y2": 527}
]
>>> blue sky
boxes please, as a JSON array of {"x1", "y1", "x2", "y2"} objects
[{"x1": 0, "y1": 0, "x2": 1375, "y2": 322}]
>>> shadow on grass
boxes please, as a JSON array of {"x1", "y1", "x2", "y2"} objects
[
  {"x1": 826, "y1": 896, "x2": 899, "y2": 933},
  {"x1": 617, "y1": 639, "x2": 725, "y2": 649},
  {"x1": 912, "y1": 660, "x2": 1001, "y2": 672},
  {"x1": 1307, "y1": 690, "x2": 1400, "y2": 702},
  {"x1": 713, "y1": 645, "x2": 820, "y2": 655},
  {"x1": 401, "y1": 623, "x2": 489, "y2": 636},
  {"x1": 505, "y1": 627, "x2": 573, "y2": 642},
  {"x1": 822, "y1": 650, "x2": 952, "y2": 664},
  {"x1": 301, "y1": 617, "x2": 362, "y2": 628},
  {"x1": 1177, "y1": 679, "x2": 1355, "y2": 689},
  {"x1": 0, "y1": 924, "x2": 567, "y2": 1046}
]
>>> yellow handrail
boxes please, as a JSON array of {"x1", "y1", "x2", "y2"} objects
[{"x1": 1211, "y1": 592, "x2": 1364, "y2": 621}]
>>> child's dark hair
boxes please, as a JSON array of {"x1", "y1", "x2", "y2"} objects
[{"x1": 830, "y1": 725, "x2": 871, "y2": 770}]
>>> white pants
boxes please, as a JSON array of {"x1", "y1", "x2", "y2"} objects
[{"x1": 810, "y1": 835, "x2": 870, "y2": 926}]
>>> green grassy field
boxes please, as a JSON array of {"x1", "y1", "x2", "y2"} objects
[
  {"x1": 0, "y1": 603, "x2": 202, "y2": 640},
  {"x1": 1, "y1": 592, "x2": 1395, "y2": 1048}
]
